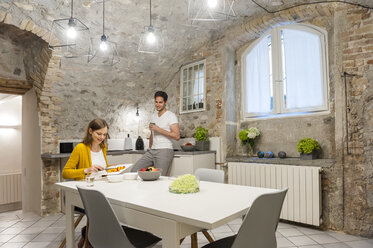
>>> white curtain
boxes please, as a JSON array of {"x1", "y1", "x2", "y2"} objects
[
  {"x1": 282, "y1": 29, "x2": 324, "y2": 110},
  {"x1": 246, "y1": 35, "x2": 271, "y2": 114}
]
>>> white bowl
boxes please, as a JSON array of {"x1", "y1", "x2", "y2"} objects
[
  {"x1": 123, "y1": 172, "x2": 138, "y2": 180},
  {"x1": 107, "y1": 174, "x2": 123, "y2": 183}
]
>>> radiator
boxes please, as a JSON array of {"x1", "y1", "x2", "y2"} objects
[
  {"x1": 0, "y1": 173, "x2": 22, "y2": 205},
  {"x1": 228, "y1": 163, "x2": 321, "y2": 226}
]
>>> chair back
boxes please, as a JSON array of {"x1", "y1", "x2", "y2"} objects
[
  {"x1": 232, "y1": 188, "x2": 288, "y2": 248},
  {"x1": 195, "y1": 168, "x2": 224, "y2": 183},
  {"x1": 77, "y1": 187, "x2": 135, "y2": 248}
]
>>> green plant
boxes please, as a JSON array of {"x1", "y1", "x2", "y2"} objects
[
  {"x1": 297, "y1": 137, "x2": 320, "y2": 154},
  {"x1": 195, "y1": 126, "x2": 208, "y2": 141},
  {"x1": 239, "y1": 127, "x2": 260, "y2": 147}
]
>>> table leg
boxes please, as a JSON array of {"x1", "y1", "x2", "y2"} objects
[{"x1": 65, "y1": 197, "x2": 75, "y2": 248}]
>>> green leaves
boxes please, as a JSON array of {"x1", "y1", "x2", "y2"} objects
[
  {"x1": 195, "y1": 126, "x2": 208, "y2": 141},
  {"x1": 297, "y1": 137, "x2": 320, "y2": 154}
]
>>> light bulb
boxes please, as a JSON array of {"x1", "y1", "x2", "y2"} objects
[
  {"x1": 66, "y1": 26, "x2": 77, "y2": 39},
  {"x1": 207, "y1": 0, "x2": 217, "y2": 9},
  {"x1": 146, "y1": 32, "x2": 156, "y2": 44},
  {"x1": 100, "y1": 41, "x2": 108, "y2": 51}
]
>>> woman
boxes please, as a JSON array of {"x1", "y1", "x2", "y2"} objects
[
  {"x1": 62, "y1": 118, "x2": 109, "y2": 180},
  {"x1": 62, "y1": 118, "x2": 109, "y2": 248}
]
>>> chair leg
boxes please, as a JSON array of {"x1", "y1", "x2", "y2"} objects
[
  {"x1": 59, "y1": 214, "x2": 84, "y2": 248},
  {"x1": 191, "y1": 233, "x2": 198, "y2": 248},
  {"x1": 84, "y1": 221, "x2": 89, "y2": 248},
  {"x1": 202, "y1": 230, "x2": 214, "y2": 243}
]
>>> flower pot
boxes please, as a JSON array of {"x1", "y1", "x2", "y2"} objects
[
  {"x1": 195, "y1": 140, "x2": 210, "y2": 151},
  {"x1": 300, "y1": 150, "x2": 318, "y2": 160}
]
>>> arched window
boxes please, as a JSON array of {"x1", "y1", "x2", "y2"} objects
[{"x1": 241, "y1": 24, "x2": 329, "y2": 118}]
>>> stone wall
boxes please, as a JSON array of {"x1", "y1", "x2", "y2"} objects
[
  {"x1": 339, "y1": 6, "x2": 373, "y2": 236},
  {"x1": 166, "y1": 3, "x2": 373, "y2": 236},
  {"x1": 0, "y1": 25, "x2": 26, "y2": 81}
]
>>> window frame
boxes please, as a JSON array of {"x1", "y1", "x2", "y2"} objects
[
  {"x1": 241, "y1": 23, "x2": 329, "y2": 119},
  {"x1": 180, "y1": 59, "x2": 207, "y2": 114}
]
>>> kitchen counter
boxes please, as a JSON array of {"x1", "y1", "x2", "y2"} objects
[{"x1": 41, "y1": 150, "x2": 216, "y2": 159}]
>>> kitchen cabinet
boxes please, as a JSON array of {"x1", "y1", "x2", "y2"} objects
[
  {"x1": 169, "y1": 153, "x2": 215, "y2": 177},
  {"x1": 107, "y1": 154, "x2": 141, "y2": 164}
]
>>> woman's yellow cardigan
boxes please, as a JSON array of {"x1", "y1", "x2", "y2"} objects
[{"x1": 62, "y1": 143, "x2": 108, "y2": 180}]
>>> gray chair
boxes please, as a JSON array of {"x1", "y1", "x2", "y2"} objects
[
  {"x1": 183, "y1": 168, "x2": 225, "y2": 248},
  {"x1": 77, "y1": 187, "x2": 161, "y2": 248},
  {"x1": 201, "y1": 188, "x2": 288, "y2": 248}
]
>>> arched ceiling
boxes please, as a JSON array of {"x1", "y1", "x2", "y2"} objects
[{"x1": 2, "y1": 0, "x2": 372, "y2": 88}]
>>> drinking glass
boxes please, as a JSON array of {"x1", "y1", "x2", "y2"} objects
[{"x1": 85, "y1": 175, "x2": 95, "y2": 187}]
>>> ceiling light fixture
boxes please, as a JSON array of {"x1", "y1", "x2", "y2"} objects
[
  {"x1": 88, "y1": 0, "x2": 120, "y2": 65},
  {"x1": 187, "y1": 0, "x2": 236, "y2": 24},
  {"x1": 138, "y1": 0, "x2": 164, "y2": 54},
  {"x1": 48, "y1": 0, "x2": 91, "y2": 58}
]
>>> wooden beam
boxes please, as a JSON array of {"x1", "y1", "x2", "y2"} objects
[{"x1": 0, "y1": 77, "x2": 32, "y2": 95}]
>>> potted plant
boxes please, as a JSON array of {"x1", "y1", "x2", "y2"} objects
[
  {"x1": 239, "y1": 127, "x2": 260, "y2": 157},
  {"x1": 195, "y1": 126, "x2": 209, "y2": 151},
  {"x1": 297, "y1": 137, "x2": 320, "y2": 160}
]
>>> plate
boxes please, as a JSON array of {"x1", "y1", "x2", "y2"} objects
[{"x1": 106, "y1": 163, "x2": 133, "y2": 175}]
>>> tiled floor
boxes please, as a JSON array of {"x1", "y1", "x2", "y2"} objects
[{"x1": 0, "y1": 210, "x2": 372, "y2": 248}]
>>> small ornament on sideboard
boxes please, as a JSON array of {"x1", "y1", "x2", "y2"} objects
[
  {"x1": 278, "y1": 151, "x2": 287, "y2": 158},
  {"x1": 264, "y1": 151, "x2": 274, "y2": 158},
  {"x1": 257, "y1": 151, "x2": 265, "y2": 158}
]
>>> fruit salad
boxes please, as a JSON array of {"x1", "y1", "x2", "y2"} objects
[
  {"x1": 107, "y1": 165, "x2": 126, "y2": 173},
  {"x1": 139, "y1": 166, "x2": 160, "y2": 172}
]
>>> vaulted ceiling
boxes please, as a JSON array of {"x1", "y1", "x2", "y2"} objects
[{"x1": 2, "y1": 0, "x2": 373, "y2": 88}]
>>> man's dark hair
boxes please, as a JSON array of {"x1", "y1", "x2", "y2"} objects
[{"x1": 154, "y1": 91, "x2": 168, "y2": 102}]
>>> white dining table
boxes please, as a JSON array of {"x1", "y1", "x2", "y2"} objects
[{"x1": 56, "y1": 177, "x2": 279, "y2": 248}]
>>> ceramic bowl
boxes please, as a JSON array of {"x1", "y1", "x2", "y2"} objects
[
  {"x1": 137, "y1": 169, "x2": 162, "y2": 181},
  {"x1": 123, "y1": 172, "x2": 138, "y2": 180},
  {"x1": 107, "y1": 174, "x2": 123, "y2": 183},
  {"x1": 181, "y1": 145, "x2": 195, "y2": 152}
]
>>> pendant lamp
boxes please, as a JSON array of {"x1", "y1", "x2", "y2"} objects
[
  {"x1": 48, "y1": 0, "x2": 91, "y2": 58},
  {"x1": 138, "y1": 0, "x2": 164, "y2": 54},
  {"x1": 187, "y1": 0, "x2": 236, "y2": 24},
  {"x1": 88, "y1": 0, "x2": 120, "y2": 65}
]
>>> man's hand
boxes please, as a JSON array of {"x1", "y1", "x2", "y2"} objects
[{"x1": 149, "y1": 123, "x2": 160, "y2": 132}]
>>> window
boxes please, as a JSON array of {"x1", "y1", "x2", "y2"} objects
[
  {"x1": 180, "y1": 59, "x2": 206, "y2": 113},
  {"x1": 242, "y1": 24, "x2": 329, "y2": 118}
]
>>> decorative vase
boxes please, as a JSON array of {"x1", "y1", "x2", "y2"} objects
[
  {"x1": 196, "y1": 140, "x2": 210, "y2": 151},
  {"x1": 246, "y1": 144, "x2": 254, "y2": 157},
  {"x1": 300, "y1": 150, "x2": 318, "y2": 160}
]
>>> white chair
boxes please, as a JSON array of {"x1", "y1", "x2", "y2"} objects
[
  {"x1": 183, "y1": 168, "x2": 225, "y2": 248},
  {"x1": 201, "y1": 188, "x2": 288, "y2": 248},
  {"x1": 77, "y1": 187, "x2": 161, "y2": 248}
]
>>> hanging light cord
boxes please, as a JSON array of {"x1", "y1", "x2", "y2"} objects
[
  {"x1": 103, "y1": 0, "x2": 105, "y2": 35},
  {"x1": 149, "y1": 0, "x2": 152, "y2": 27},
  {"x1": 251, "y1": 0, "x2": 373, "y2": 13},
  {"x1": 70, "y1": 0, "x2": 74, "y2": 18}
]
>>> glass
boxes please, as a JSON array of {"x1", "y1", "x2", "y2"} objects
[{"x1": 85, "y1": 175, "x2": 95, "y2": 187}]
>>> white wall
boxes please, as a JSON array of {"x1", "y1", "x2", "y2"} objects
[
  {"x1": 22, "y1": 89, "x2": 41, "y2": 214},
  {"x1": 0, "y1": 95, "x2": 22, "y2": 174}
]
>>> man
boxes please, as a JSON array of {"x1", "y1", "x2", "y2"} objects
[{"x1": 132, "y1": 91, "x2": 180, "y2": 176}]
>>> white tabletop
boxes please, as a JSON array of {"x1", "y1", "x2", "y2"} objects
[{"x1": 56, "y1": 177, "x2": 279, "y2": 230}]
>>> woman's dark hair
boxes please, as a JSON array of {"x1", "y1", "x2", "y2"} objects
[
  {"x1": 82, "y1": 118, "x2": 109, "y2": 147},
  {"x1": 154, "y1": 91, "x2": 168, "y2": 102}
]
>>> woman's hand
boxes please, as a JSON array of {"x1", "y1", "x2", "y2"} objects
[{"x1": 84, "y1": 165, "x2": 105, "y2": 174}]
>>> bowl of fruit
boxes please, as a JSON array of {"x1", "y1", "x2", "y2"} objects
[
  {"x1": 181, "y1": 142, "x2": 195, "y2": 152},
  {"x1": 138, "y1": 167, "x2": 162, "y2": 181}
]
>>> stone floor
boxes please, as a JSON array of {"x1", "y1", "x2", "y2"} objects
[{"x1": 0, "y1": 210, "x2": 372, "y2": 248}]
